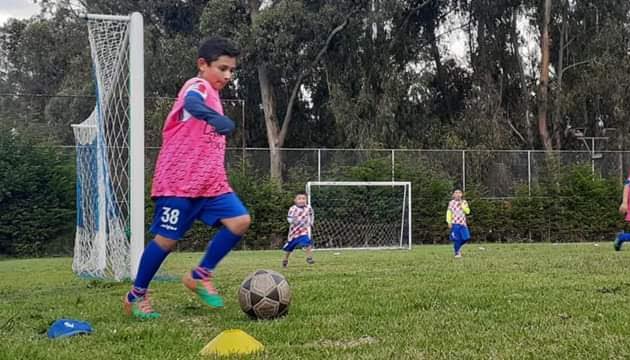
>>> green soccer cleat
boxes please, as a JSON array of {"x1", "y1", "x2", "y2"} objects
[
  {"x1": 183, "y1": 272, "x2": 224, "y2": 308},
  {"x1": 123, "y1": 294, "x2": 161, "y2": 320}
]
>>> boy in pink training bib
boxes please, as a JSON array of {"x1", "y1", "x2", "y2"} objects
[
  {"x1": 123, "y1": 37, "x2": 251, "y2": 320},
  {"x1": 614, "y1": 170, "x2": 630, "y2": 251}
]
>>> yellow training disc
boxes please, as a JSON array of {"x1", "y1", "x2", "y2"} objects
[{"x1": 199, "y1": 329, "x2": 264, "y2": 357}]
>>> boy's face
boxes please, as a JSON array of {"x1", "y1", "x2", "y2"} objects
[
  {"x1": 294, "y1": 194, "x2": 307, "y2": 207},
  {"x1": 453, "y1": 190, "x2": 463, "y2": 200},
  {"x1": 197, "y1": 55, "x2": 237, "y2": 90}
]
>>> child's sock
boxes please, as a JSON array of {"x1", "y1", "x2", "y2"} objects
[
  {"x1": 192, "y1": 265, "x2": 211, "y2": 280},
  {"x1": 127, "y1": 286, "x2": 147, "y2": 302},
  {"x1": 454, "y1": 239, "x2": 466, "y2": 255},
  {"x1": 193, "y1": 227, "x2": 241, "y2": 278},
  {"x1": 129, "y1": 240, "x2": 171, "y2": 298}
]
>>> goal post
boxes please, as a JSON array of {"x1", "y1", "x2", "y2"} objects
[
  {"x1": 128, "y1": 12, "x2": 145, "y2": 282},
  {"x1": 306, "y1": 181, "x2": 412, "y2": 250},
  {"x1": 71, "y1": 12, "x2": 144, "y2": 280}
]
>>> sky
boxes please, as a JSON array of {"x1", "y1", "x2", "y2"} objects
[{"x1": 0, "y1": 0, "x2": 40, "y2": 25}]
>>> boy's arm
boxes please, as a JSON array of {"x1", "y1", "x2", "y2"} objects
[
  {"x1": 308, "y1": 206, "x2": 315, "y2": 227},
  {"x1": 446, "y1": 209, "x2": 453, "y2": 227},
  {"x1": 620, "y1": 181, "x2": 630, "y2": 214},
  {"x1": 462, "y1": 200, "x2": 471, "y2": 215},
  {"x1": 287, "y1": 207, "x2": 295, "y2": 224},
  {"x1": 184, "y1": 92, "x2": 235, "y2": 135}
]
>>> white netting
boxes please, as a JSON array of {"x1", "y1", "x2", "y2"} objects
[
  {"x1": 307, "y1": 182, "x2": 412, "y2": 250},
  {"x1": 71, "y1": 16, "x2": 133, "y2": 280}
]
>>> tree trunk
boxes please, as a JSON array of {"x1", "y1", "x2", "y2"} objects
[
  {"x1": 511, "y1": 7, "x2": 533, "y2": 147},
  {"x1": 257, "y1": 64, "x2": 283, "y2": 180},
  {"x1": 613, "y1": 104, "x2": 626, "y2": 180},
  {"x1": 538, "y1": 0, "x2": 553, "y2": 151},
  {"x1": 269, "y1": 147, "x2": 283, "y2": 183},
  {"x1": 468, "y1": 10, "x2": 475, "y2": 73},
  {"x1": 553, "y1": 15, "x2": 566, "y2": 150},
  {"x1": 428, "y1": 18, "x2": 450, "y2": 115},
  {"x1": 371, "y1": 0, "x2": 379, "y2": 41},
  {"x1": 250, "y1": 0, "x2": 283, "y2": 180}
]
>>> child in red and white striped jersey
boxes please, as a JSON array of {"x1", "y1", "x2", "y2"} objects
[{"x1": 282, "y1": 192, "x2": 315, "y2": 267}]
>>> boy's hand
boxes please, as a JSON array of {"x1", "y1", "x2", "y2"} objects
[
  {"x1": 620, "y1": 203, "x2": 628, "y2": 215},
  {"x1": 448, "y1": 223, "x2": 452, "y2": 229}
]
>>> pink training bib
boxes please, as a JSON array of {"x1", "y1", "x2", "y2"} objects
[{"x1": 151, "y1": 77, "x2": 233, "y2": 198}]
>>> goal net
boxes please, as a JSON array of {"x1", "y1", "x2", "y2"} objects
[
  {"x1": 306, "y1": 181, "x2": 412, "y2": 250},
  {"x1": 71, "y1": 13, "x2": 144, "y2": 280}
]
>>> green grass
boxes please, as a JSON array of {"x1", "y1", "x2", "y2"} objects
[{"x1": 2, "y1": 243, "x2": 630, "y2": 359}]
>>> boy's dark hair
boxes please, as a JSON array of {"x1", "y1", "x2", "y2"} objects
[
  {"x1": 198, "y1": 37, "x2": 240, "y2": 64},
  {"x1": 295, "y1": 191, "x2": 307, "y2": 197}
]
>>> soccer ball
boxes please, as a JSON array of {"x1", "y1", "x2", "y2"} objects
[{"x1": 238, "y1": 269, "x2": 291, "y2": 320}]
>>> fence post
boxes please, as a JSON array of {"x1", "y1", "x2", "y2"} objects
[
  {"x1": 528, "y1": 150, "x2": 531, "y2": 197},
  {"x1": 241, "y1": 99, "x2": 246, "y2": 148},
  {"x1": 591, "y1": 137, "x2": 595, "y2": 175},
  {"x1": 619, "y1": 151, "x2": 625, "y2": 182},
  {"x1": 317, "y1": 149, "x2": 321, "y2": 182},
  {"x1": 462, "y1": 150, "x2": 466, "y2": 192},
  {"x1": 241, "y1": 147, "x2": 246, "y2": 177},
  {"x1": 241, "y1": 98, "x2": 246, "y2": 178},
  {"x1": 391, "y1": 149, "x2": 395, "y2": 182},
  {"x1": 527, "y1": 150, "x2": 532, "y2": 241}
]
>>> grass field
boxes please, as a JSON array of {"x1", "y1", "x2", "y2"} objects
[{"x1": 2, "y1": 243, "x2": 630, "y2": 359}]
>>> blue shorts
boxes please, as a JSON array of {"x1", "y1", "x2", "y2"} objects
[
  {"x1": 149, "y1": 193, "x2": 248, "y2": 240},
  {"x1": 450, "y1": 224, "x2": 471, "y2": 243},
  {"x1": 282, "y1": 235, "x2": 312, "y2": 252}
]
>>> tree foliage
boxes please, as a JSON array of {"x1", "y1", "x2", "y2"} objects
[
  {"x1": 0, "y1": 128, "x2": 75, "y2": 256},
  {"x1": 2, "y1": 0, "x2": 629, "y2": 151}
]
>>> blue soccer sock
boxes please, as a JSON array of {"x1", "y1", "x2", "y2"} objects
[
  {"x1": 453, "y1": 241, "x2": 461, "y2": 254},
  {"x1": 454, "y1": 239, "x2": 468, "y2": 254},
  {"x1": 192, "y1": 227, "x2": 242, "y2": 279},
  {"x1": 619, "y1": 232, "x2": 630, "y2": 242},
  {"x1": 128, "y1": 240, "x2": 171, "y2": 301}
]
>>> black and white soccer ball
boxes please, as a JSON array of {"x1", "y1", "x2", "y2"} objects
[{"x1": 238, "y1": 269, "x2": 291, "y2": 320}]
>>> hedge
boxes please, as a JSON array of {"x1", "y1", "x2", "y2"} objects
[{"x1": 1, "y1": 138, "x2": 625, "y2": 257}]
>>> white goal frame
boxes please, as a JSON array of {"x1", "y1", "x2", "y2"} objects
[
  {"x1": 306, "y1": 181, "x2": 412, "y2": 250},
  {"x1": 71, "y1": 13, "x2": 144, "y2": 280}
]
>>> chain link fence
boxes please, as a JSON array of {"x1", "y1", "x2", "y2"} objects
[
  {"x1": 3, "y1": 93, "x2": 625, "y2": 196},
  {"x1": 3, "y1": 94, "x2": 630, "y2": 253},
  {"x1": 226, "y1": 148, "x2": 630, "y2": 197}
]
